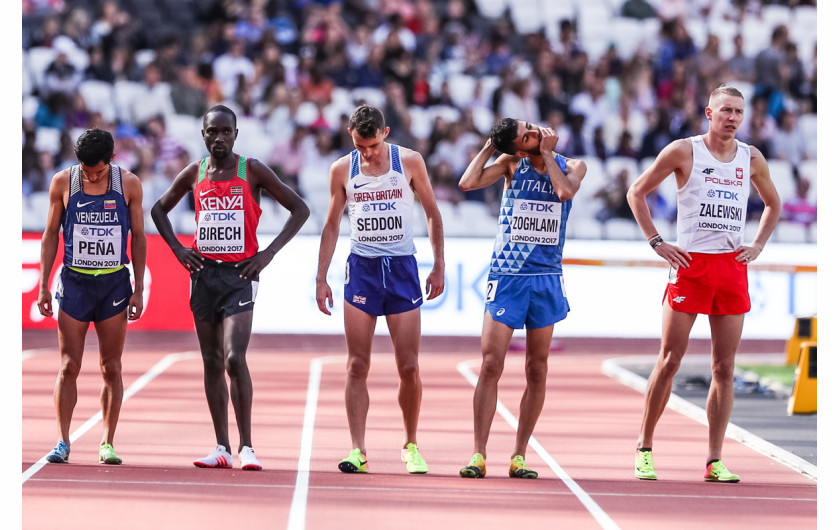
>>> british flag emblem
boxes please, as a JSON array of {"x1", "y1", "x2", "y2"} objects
[{"x1": 353, "y1": 295, "x2": 367, "y2": 304}]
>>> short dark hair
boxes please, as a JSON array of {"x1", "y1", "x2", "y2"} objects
[
  {"x1": 74, "y1": 128, "x2": 114, "y2": 166},
  {"x1": 348, "y1": 104, "x2": 386, "y2": 139},
  {"x1": 489, "y1": 118, "x2": 518, "y2": 155},
  {"x1": 204, "y1": 104, "x2": 237, "y2": 128}
]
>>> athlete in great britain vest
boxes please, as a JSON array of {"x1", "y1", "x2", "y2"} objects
[
  {"x1": 63, "y1": 163, "x2": 130, "y2": 270},
  {"x1": 675, "y1": 135, "x2": 751, "y2": 253},
  {"x1": 192, "y1": 155, "x2": 262, "y2": 261},
  {"x1": 346, "y1": 143, "x2": 416, "y2": 257}
]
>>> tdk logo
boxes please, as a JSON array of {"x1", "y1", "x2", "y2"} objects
[
  {"x1": 702, "y1": 168, "x2": 715, "y2": 174},
  {"x1": 362, "y1": 202, "x2": 396, "y2": 212},
  {"x1": 203, "y1": 212, "x2": 239, "y2": 221},
  {"x1": 80, "y1": 227, "x2": 115, "y2": 236},
  {"x1": 707, "y1": 189, "x2": 740, "y2": 200},
  {"x1": 519, "y1": 202, "x2": 555, "y2": 213}
]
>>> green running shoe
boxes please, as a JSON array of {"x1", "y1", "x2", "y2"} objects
[
  {"x1": 509, "y1": 455, "x2": 538, "y2": 479},
  {"x1": 99, "y1": 443, "x2": 122, "y2": 465},
  {"x1": 459, "y1": 453, "x2": 486, "y2": 478},
  {"x1": 401, "y1": 443, "x2": 428, "y2": 474},
  {"x1": 338, "y1": 448, "x2": 368, "y2": 473},
  {"x1": 704, "y1": 460, "x2": 740, "y2": 483},
  {"x1": 635, "y1": 450, "x2": 657, "y2": 480}
]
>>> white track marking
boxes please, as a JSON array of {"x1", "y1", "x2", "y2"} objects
[
  {"x1": 287, "y1": 354, "x2": 349, "y2": 530},
  {"x1": 457, "y1": 359, "x2": 620, "y2": 530},
  {"x1": 601, "y1": 355, "x2": 817, "y2": 481},
  {"x1": 22, "y1": 352, "x2": 199, "y2": 484}
]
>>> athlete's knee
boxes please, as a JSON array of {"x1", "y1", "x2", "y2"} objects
[
  {"x1": 479, "y1": 355, "x2": 505, "y2": 381},
  {"x1": 225, "y1": 351, "x2": 249, "y2": 376},
  {"x1": 396, "y1": 360, "x2": 420, "y2": 383},
  {"x1": 99, "y1": 358, "x2": 122, "y2": 382},
  {"x1": 656, "y1": 348, "x2": 684, "y2": 377},
  {"x1": 58, "y1": 356, "x2": 82, "y2": 380},
  {"x1": 711, "y1": 357, "x2": 736, "y2": 381},
  {"x1": 346, "y1": 355, "x2": 370, "y2": 380},
  {"x1": 524, "y1": 357, "x2": 548, "y2": 386}
]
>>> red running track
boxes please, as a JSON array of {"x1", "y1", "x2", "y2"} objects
[{"x1": 21, "y1": 331, "x2": 816, "y2": 529}]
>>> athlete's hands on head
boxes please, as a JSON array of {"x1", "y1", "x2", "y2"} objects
[
  {"x1": 316, "y1": 280, "x2": 333, "y2": 315},
  {"x1": 538, "y1": 126, "x2": 559, "y2": 153}
]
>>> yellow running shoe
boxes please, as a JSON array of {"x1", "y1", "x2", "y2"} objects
[
  {"x1": 635, "y1": 450, "x2": 657, "y2": 480},
  {"x1": 98, "y1": 443, "x2": 122, "y2": 465},
  {"x1": 401, "y1": 443, "x2": 428, "y2": 474},
  {"x1": 508, "y1": 455, "x2": 538, "y2": 479},
  {"x1": 459, "y1": 453, "x2": 486, "y2": 478},
  {"x1": 704, "y1": 460, "x2": 740, "y2": 483},
  {"x1": 338, "y1": 448, "x2": 368, "y2": 473}
]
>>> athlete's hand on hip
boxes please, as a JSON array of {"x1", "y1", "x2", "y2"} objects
[
  {"x1": 176, "y1": 246, "x2": 205, "y2": 272},
  {"x1": 736, "y1": 244, "x2": 761, "y2": 265},
  {"x1": 654, "y1": 241, "x2": 692, "y2": 269},
  {"x1": 316, "y1": 280, "x2": 333, "y2": 315},
  {"x1": 235, "y1": 250, "x2": 273, "y2": 280}
]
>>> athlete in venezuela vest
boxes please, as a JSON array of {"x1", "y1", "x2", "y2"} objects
[
  {"x1": 346, "y1": 143, "x2": 416, "y2": 257},
  {"x1": 490, "y1": 154, "x2": 572, "y2": 275},
  {"x1": 192, "y1": 155, "x2": 262, "y2": 261},
  {"x1": 676, "y1": 135, "x2": 751, "y2": 253},
  {"x1": 63, "y1": 164, "x2": 130, "y2": 270}
]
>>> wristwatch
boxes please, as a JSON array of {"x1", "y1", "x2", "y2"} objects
[{"x1": 648, "y1": 235, "x2": 664, "y2": 249}]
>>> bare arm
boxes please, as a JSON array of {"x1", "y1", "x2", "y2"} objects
[
  {"x1": 234, "y1": 159, "x2": 310, "y2": 280},
  {"x1": 315, "y1": 156, "x2": 350, "y2": 315},
  {"x1": 405, "y1": 149, "x2": 445, "y2": 300},
  {"x1": 120, "y1": 170, "x2": 147, "y2": 320},
  {"x1": 626, "y1": 138, "x2": 693, "y2": 268},
  {"x1": 458, "y1": 138, "x2": 514, "y2": 191},
  {"x1": 37, "y1": 170, "x2": 69, "y2": 318},
  {"x1": 150, "y1": 162, "x2": 205, "y2": 272},
  {"x1": 737, "y1": 146, "x2": 781, "y2": 263}
]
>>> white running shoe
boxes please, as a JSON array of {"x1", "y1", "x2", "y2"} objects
[
  {"x1": 239, "y1": 446, "x2": 263, "y2": 471},
  {"x1": 193, "y1": 445, "x2": 233, "y2": 468}
]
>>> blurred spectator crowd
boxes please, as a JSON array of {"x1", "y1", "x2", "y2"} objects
[{"x1": 22, "y1": 0, "x2": 818, "y2": 243}]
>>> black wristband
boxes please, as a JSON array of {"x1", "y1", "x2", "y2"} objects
[{"x1": 648, "y1": 235, "x2": 663, "y2": 248}]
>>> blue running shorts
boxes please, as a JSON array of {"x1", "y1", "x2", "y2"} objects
[
  {"x1": 344, "y1": 253, "x2": 423, "y2": 316},
  {"x1": 484, "y1": 273, "x2": 570, "y2": 329},
  {"x1": 190, "y1": 260, "x2": 258, "y2": 323},
  {"x1": 56, "y1": 266, "x2": 132, "y2": 323}
]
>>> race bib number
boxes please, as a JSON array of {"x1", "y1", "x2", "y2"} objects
[
  {"x1": 485, "y1": 279, "x2": 499, "y2": 303},
  {"x1": 71, "y1": 224, "x2": 122, "y2": 268},
  {"x1": 196, "y1": 209, "x2": 245, "y2": 253},
  {"x1": 509, "y1": 199, "x2": 562, "y2": 245}
]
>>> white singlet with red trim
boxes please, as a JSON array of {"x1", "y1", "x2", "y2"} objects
[{"x1": 675, "y1": 135, "x2": 751, "y2": 253}]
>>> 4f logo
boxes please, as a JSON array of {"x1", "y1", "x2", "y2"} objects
[
  {"x1": 702, "y1": 168, "x2": 715, "y2": 174},
  {"x1": 672, "y1": 296, "x2": 686, "y2": 303}
]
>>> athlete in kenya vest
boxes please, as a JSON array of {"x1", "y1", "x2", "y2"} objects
[
  {"x1": 490, "y1": 154, "x2": 572, "y2": 275},
  {"x1": 346, "y1": 143, "x2": 416, "y2": 257},
  {"x1": 676, "y1": 135, "x2": 751, "y2": 253},
  {"x1": 63, "y1": 163, "x2": 130, "y2": 270},
  {"x1": 192, "y1": 155, "x2": 262, "y2": 261}
]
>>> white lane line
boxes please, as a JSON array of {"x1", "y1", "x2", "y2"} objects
[
  {"x1": 22, "y1": 351, "x2": 199, "y2": 484},
  {"x1": 601, "y1": 355, "x2": 818, "y2": 481},
  {"x1": 25, "y1": 478, "x2": 817, "y2": 502},
  {"x1": 457, "y1": 359, "x2": 620, "y2": 530},
  {"x1": 287, "y1": 354, "x2": 347, "y2": 530}
]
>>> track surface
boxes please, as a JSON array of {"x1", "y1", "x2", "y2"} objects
[{"x1": 22, "y1": 331, "x2": 816, "y2": 529}]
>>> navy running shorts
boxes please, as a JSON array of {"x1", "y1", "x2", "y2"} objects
[
  {"x1": 56, "y1": 266, "x2": 133, "y2": 323},
  {"x1": 344, "y1": 253, "x2": 423, "y2": 316}
]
